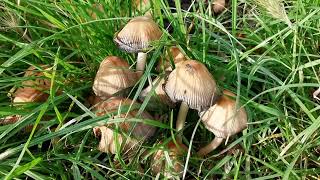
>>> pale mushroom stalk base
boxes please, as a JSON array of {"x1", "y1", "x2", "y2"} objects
[
  {"x1": 176, "y1": 101, "x2": 189, "y2": 143},
  {"x1": 136, "y1": 52, "x2": 148, "y2": 75},
  {"x1": 313, "y1": 87, "x2": 320, "y2": 101},
  {"x1": 197, "y1": 137, "x2": 224, "y2": 156}
]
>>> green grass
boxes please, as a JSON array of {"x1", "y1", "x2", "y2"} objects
[{"x1": 0, "y1": 0, "x2": 320, "y2": 179}]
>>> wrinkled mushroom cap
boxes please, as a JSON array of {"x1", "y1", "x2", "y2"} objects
[
  {"x1": 93, "y1": 97, "x2": 157, "y2": 139},
  {"x1": 13, "y1": 65, "x2": 51, "y2": 103},
  {"x1": 113, "y1": 16, "x2": 162, "y2": 53},
  {"x1": 156, "y1": 46, "x2": 187, "y2": 72},
  {"x1": 93, "y1": 56, "x2": 138, "y2": 98},
  {"x1": 164, "y1": 60, "x2": 217, "y2": 111},
  {"x1": 151, "y1": 140, "x2": 187, "y2": 178},
  {"x1": 139, "y1": 76, "x2": 173, "y2": 106},
  {"x1": 199, "y1": 90, "x2": 248, "y2": 138}
]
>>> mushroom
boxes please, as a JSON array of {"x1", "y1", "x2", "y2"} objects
[
  {"x1": 0, "y1": 115, "x2": 22, "y2": 125},
  {"x1": 93, "y1": 97, "x2": 157, "y2": 139},
  {"x1": 139, "y1": 76, "x2": 173, "y2": 107},
  {"x1": 156, "y1": 46, "x2": 187, "y2": 72},
  {"x1": 212, "y1": 0, "x2": 226, "y2": 14},
  {"x1": 86, "y1": 3, "x2": 104, "y2": 20},
  {"x1": 13, "y1": 65, "x2": 51, "y2": 103},
  {"x1": 197, "y1": 90, "x2": 248, "y2": 156},
  {"x1": 93, "y1": 126, "x2": 138, "y2": 154},
  {"x1": 92, "y1": 56, "x2": 138, "y2": 99},
  {"x1": 164, "y1": 60, "x2": 218, "y2": 142},
  {"x1": 113, "y1": 16, "x2": 162, "y2": 73},
  {"x1": 133, "y1": 0, "x2": 150, "y2": 14},
  {"x1": 1, "y1": 65, "x2": 51, "y2": 128},
  {"x1": 151, "y1": 140, "x2": 187, "y2": 179},
  {"x1": 92, "y1": 97, "x2": 158, "y2": 154}
]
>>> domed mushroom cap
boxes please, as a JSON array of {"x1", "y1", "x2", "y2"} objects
[
  {"x1": 93, "y1": 97, "x2": 157, "y2": 139},
  {"x1": 133, "y1": 0, "x2": 150, "y2": 12},
  {"x1": 93, "y1": 56, "x2": 138, "y2": 98},
  {"x1": 164, "y1": 60, "x2": 217, "y2": 111},
  {"x1": 14, "y1": 87, "x2": 49, "y2": 103},
  {"x1": 156, "y1": 46, "x2": 187, "y2": 72},
  {"x1": 212, "y1": 0, "x2": 226, "y2": 14},
  {"x1": 139, "y1": 77, "x2": 173, "y2": 106},
  {"x1": 113, "y1": 16, "x2": 162, "y2": 53},
  {"x1": 13, "y1": 65, "x2": 51, "y2": 103},
  {"x1": 151, "y1": 140, "x2": 187, "y2": 178},
  {"x1": 199, "y1": 90, "x2": 248, "y2": 138},
  {"x1": 93, "y1": 126, "x2": 138, "y2": 154}
]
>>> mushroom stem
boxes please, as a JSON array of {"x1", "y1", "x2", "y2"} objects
[
  {"x1": 136, "y1": 52, "x2": 148, "y2": 74},
  {"x1": 313, "y1": 87, "x2": 320, "y2": 101},
  {"x1": 197, "y1": 137, "x2": 224, "y2": 156},
  {"x1": 176, "y1": 101, "x2": 189, "y2": 143}
]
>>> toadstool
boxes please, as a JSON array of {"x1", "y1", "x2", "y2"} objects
[
  {"x1": 156, "y1": 46, "x2": 187, "y2": 72},
  {"x1": 113, "y1": 16, "x2": 162, "y2": 74},
  {"x1": 93, "y1": 126, "x2": 138, "y2": 154},
  {"x1": 164, "y1": 60, "x2": 218, "y2": 142},
  {"x1": 197, "y1": 90, "x2": 248, "y2": 156},
  {"x1": 92, "y1": 96, "x2": 158, "y2": 154},
  {"x1": 151, "y1": 140, "x2": 187, "y2": 179},
  {"x1": 92, "y1": 56, "x2": 138, "y2": 99},
  {"x1": 93, "y1": 96, "x2": 157, "y2": 139},
  {"x1": 212, "y1": 0, "x2": 226, "y2": 14},
  {"x1": 13, "y1": 65, "x2": 51, "y2": 103}
]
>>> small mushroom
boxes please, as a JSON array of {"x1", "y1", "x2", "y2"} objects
[
  {"x1": 164, "y1": 60, "x2": 218, "y2": 142},
  {"x1": 133, "y1": 0, "x2": 150, "y2": 14},
  {"x1": 93, "y1": 97, "x2": 157, "y2": 140},
  {"x1": 0, "y1": 115, "x2": 22, "y2": 125},
  {"x1": 151, "y1": 140, "x2": 187, "y2": 179},
  {"x1": 13, "y1": 65, "x2": 51, "y2": 103},
  {"x1": 113, "y1": 16, "x2": 162, "y2": 73},
  {"x1": 87, "y1": 3, "x2": 104, "y2": 19},
  {"x1": 2, "y1": 65, "x2": 51, "y2": 128},
  {"x1": 139, "y1": 76, "x2": 173, "y2": 107},
  {"x1": 92, "y1": 97, "x2": 157, "y2": 154},
  {"x1": 93, "y1": 126, "x2": 138, "y2": 154},
  {"x1": 92, "y1": 56, "x2": 138, "y2": 99},
  {"x1": 197, "y1": 90, "x2": 248, "y2": 156},
  {"x1": 156, "y1": 46, "x2": 187, "y2": 72},
  {"x1": 212, "y1": 0, "x2": 226, "y2": 14}
]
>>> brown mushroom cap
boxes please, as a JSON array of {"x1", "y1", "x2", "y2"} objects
[
  {"x1": 93, "y1": 97, "x2": 157, "y2": 139},
  {"x1": 156, "y1": 46, "x2": 187, "y2": 72},
  {"x1": 151, "y1": 140, "x2": 187, "y2": 178},
  {"x1": 139, "y1": 76, "x2": 173, "y2": 106},
  {"x1": 93, "y1": 126, "x2": 138, "y2": 154},
  {"x1": 92, "y1": 56, "x2": 138, "y2": 98},
  {"x1": 13, "y1": 65, "x2": 51, "y2": 103},
  {"x1": 199, "y1": 90, "x2": 247, "y2": 138},
  {"x1": 113, "y1": 16, "x2": 162, "y2": 53},
  {"x1": 133, "y1": 0, "x2": 150, "y2": 12},
  {"x1": 164, "y1": 60, "x2": 217, "y2": 111},
  {"x1": 212, "y1": 0, "x2": 226, "y2": 14}
]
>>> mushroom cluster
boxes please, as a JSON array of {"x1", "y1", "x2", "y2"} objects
[
  {"x1": 1, "y1": 1, "x2": 246, "y2": 178},
  {"x1": 86, "y1": 1, "x2": 248, "y2": 178}
]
